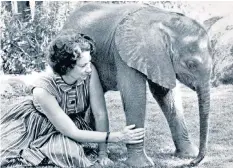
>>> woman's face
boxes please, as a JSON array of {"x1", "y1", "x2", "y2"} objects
[{"x1": 68, "y1": 50, "x2": 92, "y2": 82}]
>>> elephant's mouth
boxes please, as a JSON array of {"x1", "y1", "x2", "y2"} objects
[{"x1": 176, "y1": 73, "x2": 197, "y2": 91}]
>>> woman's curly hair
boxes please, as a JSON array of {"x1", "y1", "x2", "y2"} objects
[{"x1": 47, "y1": 30, "x2": 96, "y2": 75}]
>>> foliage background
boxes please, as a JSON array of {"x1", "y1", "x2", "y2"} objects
[{"x1": 1, "y1": 1, "x2": 233, "y2": 85}]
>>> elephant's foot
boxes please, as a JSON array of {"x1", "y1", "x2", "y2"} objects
[
  {"x1": 174, "y1": 141, "x2": 198, "y2": 158},
  {"x1": 125, "y1": 148, "x2": 154, "y2": 168}
]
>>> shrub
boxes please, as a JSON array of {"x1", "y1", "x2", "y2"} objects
[
  {"x1": 208, "y1": 15, "x2": 233, "y2": 86},
  {"x1": 1, "y1": 2, "x2": 76, "y2": 74}
]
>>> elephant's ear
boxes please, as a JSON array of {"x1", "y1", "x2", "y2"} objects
[{"x1": 115, "y1": 9, "x2": 176, "y2": 89}]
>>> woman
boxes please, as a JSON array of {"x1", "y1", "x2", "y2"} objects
[{"x1": 0, "y1": 33, "x2": 145, "y2": 167}]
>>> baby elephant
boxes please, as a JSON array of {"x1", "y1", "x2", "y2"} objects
[{"x1": 63, "y1": 3, "x2": 212, "y2": 167}]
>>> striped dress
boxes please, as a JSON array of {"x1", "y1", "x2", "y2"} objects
[{"x1": 0, "y1": 73, "x2": 98, "y2": 167}]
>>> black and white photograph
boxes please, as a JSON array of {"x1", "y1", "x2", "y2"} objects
[{"x1": 1, "y1": 1, "x2": 233, "y2": 167}]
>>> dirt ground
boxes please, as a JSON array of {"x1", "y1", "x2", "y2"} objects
[{"x1": 1, "y1": 84, "x2": 233, "y2": 168}]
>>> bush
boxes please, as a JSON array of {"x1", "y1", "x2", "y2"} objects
[
  {"x1": 208, "y1": 14, "x2": 233, "y2": 86},
  {"x1": 1, "y1": 2, "x2": 76, "y2": 74}
]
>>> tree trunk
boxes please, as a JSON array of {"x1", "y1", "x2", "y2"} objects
[{"x1": 17, "y1": 1, "x2": 30, "y2": 21}]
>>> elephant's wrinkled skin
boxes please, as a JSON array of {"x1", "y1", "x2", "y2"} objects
[{"x1": 63, "y1": 3, "x2": 212, "y2": 167}]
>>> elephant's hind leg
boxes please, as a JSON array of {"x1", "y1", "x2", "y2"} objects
[
  {"x1": 148, "y1": 80, "x2": 198, "y2": 158},
  {"x1": 116, "y1": 57, "x2": 154, "y2": 167}
]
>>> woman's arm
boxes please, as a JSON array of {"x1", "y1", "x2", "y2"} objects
[
  {"x1": 33, "y1": 87, "x2": 120, "y2": 143},
  {"x1": 89, "y1": 65, "x2": 110, "y2": 155}
]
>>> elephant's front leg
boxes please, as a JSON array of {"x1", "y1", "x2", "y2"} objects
[
  {"x1": 148, "y1": 81, "x2": 198, "y2": 158},
  {"x1": 116, "y1": 60, "x2": 154, "y2": 167}
]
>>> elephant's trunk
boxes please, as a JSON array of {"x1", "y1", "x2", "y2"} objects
[{"x1": 190, "y1": 82, "x2": 210, "y2": 166}]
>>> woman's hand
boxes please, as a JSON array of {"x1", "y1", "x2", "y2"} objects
[
  {"x1": 118, "y1": 124, "x2": 145, "y2": 144},
  {"x1": 98, "y1": 151, "x2": 114, "y2": 167}
]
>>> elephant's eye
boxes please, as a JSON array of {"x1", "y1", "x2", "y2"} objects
[
  {"x1": 188, "y1": 43, "x2": 199, "y2": 53},
  {"x1": 186, "y1": 60, "x2": 198, "y2": 71},
  {"x1": 189, "y1": 47, "x2": 196, "y2": 53}
]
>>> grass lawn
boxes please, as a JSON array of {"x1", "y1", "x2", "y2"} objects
[
  {"x1": 105, "y1": 84, "x2": 233, "y2": 168},
  {"x1": 1, "y1": 82, "x2": 233, "y2": 168}
]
